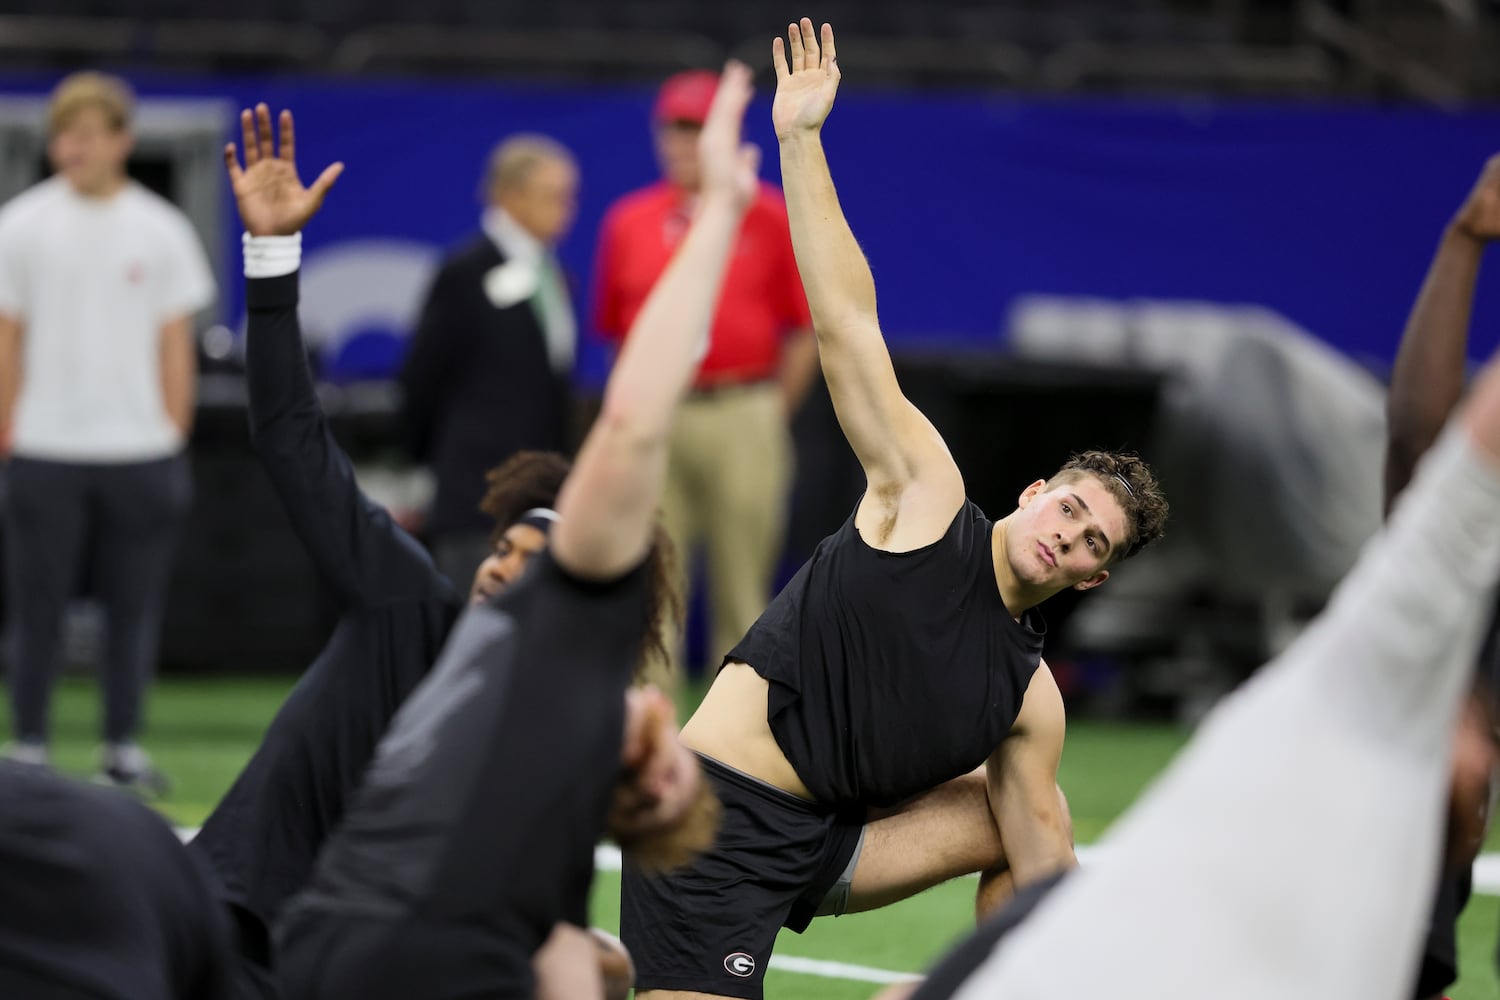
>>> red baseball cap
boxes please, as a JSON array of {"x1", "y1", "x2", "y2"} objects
[{"x1": 653, "y1": 69, "x2": 719, "y2": 126}]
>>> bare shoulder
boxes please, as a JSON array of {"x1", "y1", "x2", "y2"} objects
[{"x1": 1010, "y1": 661, "x2": 1065, "y2": 740}]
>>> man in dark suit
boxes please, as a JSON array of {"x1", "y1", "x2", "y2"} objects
[{"x1": 399, "y1": 135, "x2": 579, "y2": 585}]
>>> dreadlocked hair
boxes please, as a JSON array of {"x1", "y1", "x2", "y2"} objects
[{"x1": 478, "y1": 450, "x2": 682, "y2": 680}]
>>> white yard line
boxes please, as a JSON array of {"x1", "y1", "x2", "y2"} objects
[
  {"x1": 170, "y1": 830, "x2": 1500, "y2": 986},
  {"x1": 769, "y1": 955, "x2": 920, "y2": 985}
]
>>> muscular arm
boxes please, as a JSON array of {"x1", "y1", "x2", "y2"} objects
[
  {"x1": 159, "y1": 314, "x2": 197, "y2": 438},
  {"x1": 778, "y1": 133, "x2": 961, "y2": 531},
  {"x1": 551, "y1": 65, "x2": 756, "y2": 581},
  {"x1": 775, "y1": 22, "x2": 962, "y2": 546},
  {"x1": 0, "y1": 313, "x2": 20, "y2": 453},
  {"x1": 1387, "y1": 153, "x2": 1500, "y2": 510},
  {"x1": 983, "y1": 665, "x2": 1076, "y2": 916}
]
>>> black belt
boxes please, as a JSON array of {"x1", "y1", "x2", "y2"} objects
[{"x1": 687, "y1": 378, "x2": 775, "y2": 399}]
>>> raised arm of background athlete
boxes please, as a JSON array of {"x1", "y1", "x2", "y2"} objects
[
  {"x1": 549, "y1": 62, "x2": 760, "y2": 581},
  {"x1": 774, "y1": 19, "x2": 965, "y2": 552},
  {"x1": 1386, "y1": 154, "x2": 1500, "y2": 511},
  {"x1": 227, "y1": 106, "x2": 450, "y2": 608}
]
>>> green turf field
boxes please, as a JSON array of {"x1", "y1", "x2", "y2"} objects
[{"x1": 9, "y1": 676, "x2": 1500, "y2": 999}]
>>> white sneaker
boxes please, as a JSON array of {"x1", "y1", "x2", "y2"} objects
[
  {"x1": 97, "y1": 743, "x2": 170, "y2": 798},
  {"x1": 1, "y1": 741, "x2": 50, "y2": 767}
]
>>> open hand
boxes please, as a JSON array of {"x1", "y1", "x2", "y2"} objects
[
  {"x1": 697, "y1": 61, "x2": 761, "y2": 209},
  {"x1": 772, "y1": 18, "x2": 841, "y2": 140},
  {"x1": 224, "y1": 104, "x2": 343, "y2": 237},
  {"x1": 1454, "y1": 153, "x2": 1500, "y2": 245}
]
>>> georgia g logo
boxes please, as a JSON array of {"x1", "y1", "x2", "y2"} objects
[{"x1": 724, "y1": 952, "x2": 756, "y2": 978}]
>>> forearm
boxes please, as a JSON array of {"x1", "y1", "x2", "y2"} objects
[
  {"x1": 554, "y1": 194, "x2": 744, "y2": 578},
  {"x1": 597, "y1": 195, "x2": 743, "y2": 437},
  {"x1": 1386, "y1": 226, "x2": 1485, "y2": 508},
  {"x1": 779, "y1": 134, "x2": 879, "y2": 333},
  {"x1": 159, "y1": 316, "x2": 197, "y2": 437},
  {"x1": 244, "y1": 262, "x2": 432, "y2": 604},
  {"x1": 0, "y1": 314, "x2": 20, "y2": 447}
]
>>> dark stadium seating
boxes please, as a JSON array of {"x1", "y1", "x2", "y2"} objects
[{"x1": 0, "y1": 0, "x2": 1495, "y2": 98}]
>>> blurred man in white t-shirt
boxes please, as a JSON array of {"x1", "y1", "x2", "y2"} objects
[{"x1": 0, "y1": 72, "x2": 216, "y2": 791}]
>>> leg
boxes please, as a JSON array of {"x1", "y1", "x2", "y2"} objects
[
  {"x1": 846, "y1": 769, "x2": 1002, "y2": 915},
  {"x1": 90, "y1": 455, "x2": 192, "y2": 747},
  {"x1": 699, "y1": 386, "x2": 791, "y2": 668},
  {"x1": 2, "y1": 459, "x2": 89, "y2": 747},
  {"x1": 647, "y1": 406, "x2": 705, "y2": 691},
  {"x1": 841, "y1": 770, "x2": 1071, "y2": 918},
  {"x1": 622, "y1": 754, "x2": 844, "y2": 1000}
]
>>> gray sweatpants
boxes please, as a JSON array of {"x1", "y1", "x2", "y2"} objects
[{"x1": 2, "y1": 453, "x2": 191, "y2": 745}]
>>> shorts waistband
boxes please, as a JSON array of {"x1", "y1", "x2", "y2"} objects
[{"x1": 693, "y1": 752, "x2": 830, "y2": 815}]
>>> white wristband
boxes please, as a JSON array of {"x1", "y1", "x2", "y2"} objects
[{"x1": 243, "y1": 232, "x2": 302, "y2": 279}]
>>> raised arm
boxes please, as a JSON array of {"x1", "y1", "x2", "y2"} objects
[
  {"x1": 1386, "y1": 154, "x2": 1500, "y2": 510},
  {"x1": 226, "y1": 104, "x2": 451, "y2": 607},
  {"x1": 550, "y1": 63, "x2": 759, "y2": 580},
  {"x1": 773, "y1": 19, "x2": 963, "y2": 548}
]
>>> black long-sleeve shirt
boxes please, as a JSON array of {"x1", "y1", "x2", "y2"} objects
[{"x1": 188, "y1": 271, "x2": 463, "y2": 946}]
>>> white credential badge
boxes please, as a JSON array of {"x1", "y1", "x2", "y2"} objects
[{"x1": 483, "y1": 260, "x2": 540, "y2": 309}]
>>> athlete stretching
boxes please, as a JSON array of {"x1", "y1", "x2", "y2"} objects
[
  {"x1": 0, "y1": 79, "x2": 745, "y2": 997},
  {"x1": 621, "y1": 19, "x2": 1168, "y2": 1000},
  {"x1": 271, "y1": 62, "x2": 763, "y2": 1000},
  {"x1": 891, "y1": 251, "x2": 1500, "y2": 1000}
]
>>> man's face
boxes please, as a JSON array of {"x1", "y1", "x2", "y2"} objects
[
  {"x1": 1005, "y1": 474, "x2": 1129, "y2": 593},
  {"x1": 610, "y1": 686, "x2": 703, "y2": 842},
  {"x1": 654, "y1": 121, "x2": 702, "y2": 192},
  {"x1": 469, "y1": 522, "x2": 549, "y2": 604},
  {"x1": 499, "y1": 157, "x2": 579, "y2": 247},
  {"x1": 48, "y1": 105, "x2": 131, "y2": 197}
]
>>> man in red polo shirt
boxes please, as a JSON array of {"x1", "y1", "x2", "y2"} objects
[{"x1": 592, "y1": 69, "x2": 817, "y2": 691}]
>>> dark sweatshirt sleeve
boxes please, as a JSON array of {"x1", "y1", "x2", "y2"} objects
[{"x1": 244, "y1": 272, "x2": 457, "y2": 607}]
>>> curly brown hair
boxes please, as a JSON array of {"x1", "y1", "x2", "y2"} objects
[
  {"x1": 1044, "y1": 450, "x2": 1168, "y2": 563},
  {"x1": 478, "y1": 451, "x2": 682, "y2": 676}
]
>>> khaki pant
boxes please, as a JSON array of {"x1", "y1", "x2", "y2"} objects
[{"x1": 643, "y1": 383, "x2": 791, "y2": 692}]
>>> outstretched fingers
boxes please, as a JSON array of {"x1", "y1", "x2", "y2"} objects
[
  {"x1": 255, "y1": 103, "x2": 275, "y2": 162},
  {"x1": 222, "y1": 143, "x2": 244, "y2": 185},
  {"x1": 706, "y1": 60, "x2": 753, "y2": 127},
  {"x1": 279, "y1": 109, "x2": 296, "y2": 163},
  {"x1": 308, "y1": 161, "x2": 345, "y2": 203},
  {"x1": 787, "y1": 21, "x2": 805, "y2": 72},
  {"x1": 799, "y1": 17, "x2": 820, "y2": 67},
  {"x1": 772, "y1": 35, "x2": 789, "y2": 80},
  {"x1": 822, "y1": 21, "x2": 838, "y2": 73},
  {"x1": 239, "y1": 109, "x2": 258, "y2": 167}
]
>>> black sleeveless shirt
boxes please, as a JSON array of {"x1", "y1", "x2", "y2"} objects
[{"x1": 727, "y1": 499, "x2": 1046, "y2": 809}]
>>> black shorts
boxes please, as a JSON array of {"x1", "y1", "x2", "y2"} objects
[{"x1": 619, "y1": 754, "x2": 863, "y2": 1000}]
